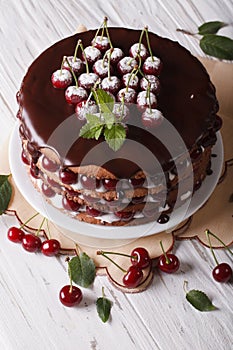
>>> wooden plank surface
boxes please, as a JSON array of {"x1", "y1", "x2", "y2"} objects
[{"x1": 0, "y1": 1, "x2": 233, "y2": 349}]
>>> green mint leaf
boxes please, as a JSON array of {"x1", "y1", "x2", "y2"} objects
[
  {"x1": 86, "y1": 113, "x2": 102, "y2": 125},
  {"x1": 103, "y1": 112, "x2": 115, "y2": 129},
  {"x1": 0, "y1": 174, "x2": 12, "y2": 215},
  {"x1": 198, "y1": 21, "x2": 226, "y2": 35},
  {"x1": 200, "y1": 34, "x2": 233, "y2": 60},
  {"x1": 69, "y1": 253, "x2": 96, "y2": 288},
  {"x1": 93, "y1": 88, "x2": 114, "y2": 114},
  {"x1": 96, "y1": 296, "x2": 112, "y2": 323},
  {"x1": 79, "y1": 123, "x2": 103, "y2": 140},
  {"x1": 186, "y1": 289, "x2": 216, "y2": 312},
  {"x1": 104, "y1": 124, "x2": 126, "y2": 151}
]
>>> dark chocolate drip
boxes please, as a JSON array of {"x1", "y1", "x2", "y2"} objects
[{"x1": 19, "y1": 28, "x2": 218, "y2": 178}]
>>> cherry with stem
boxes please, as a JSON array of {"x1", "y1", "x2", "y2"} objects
[
  {"x1": 7, "y1": 212, "x2": 39, "y2": 243},
  {"x1": 205, "y1": 229, "x2": 232, "y2": 283},
  {"x1": 158, "y1": 240, "x2": 180, "y2": 273}
]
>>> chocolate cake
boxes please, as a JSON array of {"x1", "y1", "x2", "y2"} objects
[{"x1": 16, "y1": 25, "x2": 221, "y2": 226}]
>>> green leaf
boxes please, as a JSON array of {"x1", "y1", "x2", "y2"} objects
[
  {"x1": 186, "y1": 289, "x2": 216, "y2": 312},
  {"x1": 79, "y1": 123, "x2": 104, "y2": 140},
  {"x1": 200, "y1": 34, "x2": 233, "y2": 60},
  {"x1": 86, "y1": 113, "x2": 102, "y2": 125},
  {"x1": 198, "y1": 21, "x2": 226, "y2": 35},
  {"x1": 103, "y1": 112, "x2": 115, "y2": 129},
  {"x1": 104, "y1": 124, "x2": 126, "y2": 151},
  {"x1": 93, "y1": 88, "x2": 114, "y2": 114},
  {"x1": 0, "y1": 174, "x2": 12, "y2": 215},
  {"x1": 96, "y1": 296, "x2": 112, "y2": 323},
  {"x1": 69, "y1": 253, "x2": 96, "y2": 288}
]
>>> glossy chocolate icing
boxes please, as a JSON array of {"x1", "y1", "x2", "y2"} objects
[{"x1": 19, "y1": 28, "x2": 218, "y2": 178}]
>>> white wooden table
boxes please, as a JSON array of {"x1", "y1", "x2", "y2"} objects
[{"x1": 0, "y1": 1, "x2": 233, "y2": 349}]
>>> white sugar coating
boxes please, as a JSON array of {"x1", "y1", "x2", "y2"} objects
[
  {"x1": 144, "y1": 56, "x2": 161, "y2": 69},
  {"x1": 93, "y1": 59, "x2": 109, "y2": 74},
  {"x1": 78, "y1": 72, "x2": 99, "y2": 85},
  {"x1": 106, "y1": 47, "x2": 124, "y2": 62},
  {"x1": 112, "y1": 103, "x2": 129, "y2": 121},
  {"x1": 65, "y1": 86, "x2": 88, "y2": 98},
  {"x1": 83, "y1": 46, "x2": 101, "y2": 60},
  {"x1": 137, "y1": 91, "x2": 157, "y2": 106},
  {"x1": 118, "y1": 56, "x2": 137, "y2": 74},
  {"x1": 92, "y1": 36, "x2": 109, "y2": 46},
  {"x1": 76, "y1": 101, "x2": 98, "y2": 120},
  {"x1": 63, "y1": 56, "x2": 83, "y2": 71},
  {"x1": 122, "y1": 73, "x2": 139, "y2": 88},
  {"x1": 52, "y1": 69, "x2": 72, "y2": 82},
  {"x1": 117, "y1": 87, "x2": 136, "y2": 102},
  {"x1": 130, "y1": 43, "x2": 148, "y2": 58},
  {"x1": 140, "y1": 75, "x2": 160, "y2": 93},
  {"x1": 143, "y1": 108, "x2": 164, "y2": 121},
  {"x1": 101, "y1": 76, "x2": 120, "y2": 90}
]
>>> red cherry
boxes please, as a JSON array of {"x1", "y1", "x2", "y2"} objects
[
  {"x1": 41, "y1": 239, "x2": 61, "y2": 256},
  {"x1": 122, "y1": 73, "x2": 139, "y2": 91},
  {"x1": 212, "y1": 263, "x2": 232, "y2": 283},
  {"x1": 112, "y1": 103, "x2": 130, "y2": 123},
  {"x1": 131, "y1": 247, "x2": 151, "y2": 269},
  {"x1": 42, "y1": 156, "x2": 59, "y2": 172},
  {"x1": 7, "y1": 226, "x2": 25, "y2": 243},
  {"x1": 21, "y1": 150, "x2": 30, "y2": 165},
  {"x1": 129, "y1": 43, "x2": 148, "y2": 61},
  {"x1": 137, "y1": 91, "x2": 157, "y2": 111},
  {"x1": 86, "y1": 206, "x2": 102, "y2": 217},
  {"x1": 59, "y1": 285, "x2": 83, "y2": 307},
  {"x1": 93, "y1": 59, "x2": 113, "y2": 79},
  {"x1": 22, "y1": 234, "x2": 42, "y2": 253},
  {"x1": 140, "y1": 75, "x2": 161, "y2": 95},
  {"x1": 30, "y1": 163, "x2": 40, "y2": 179},
  {"x1": 75, "y1": 100, "x2": 98, "y2": 123},
  {"x1": 59, "y1": 169, "x2": 77, "y2": 185},
  {"x1": 103, "y1": 178, "x2": 118, "y2": 191},
  {"x1": 158, "y1": 253, "x2": 180, "y2": 273},
  {"x1": 101, "y1": 76, "x2": 121, "y2": 95},
  {"x1": 65, "y1": 86, "x2": 88, "y2": 105},
  {"x1": 105, "y1": 47, "x2": 124, "y2": 65},
  {"x1": 114, "y1": 211, "x2": 134, "y2": 221},
  {"x1": 62, "y1": 196, "x2": 81, "y2": 212},
  {"x1": 142, "y1": 56, "x2": 163, "y2": 76},
  {"x1": 63, "y1": 56, "x2": 84, "y2": 75},
  {"x1": 78, "y1": 73, "x2": 99, "y2": 91},
  {"x1": 129, "y1": 178, "x2": 145, "y2": 188},
  {"x1": 41, "y1": 183, "x2": 56, "y2": 198},
  {"x1": 91, "y1": 36, "x2": 110, "y2": 52},
  {"x1": 82, "y1": 46, "x2": 101, "y2": 65},
  {"x1": 142, "y1": 108, "x2": 164, "y2": 128},
  {"x1": 51, "y1": 69, "x2": 72, "y2": 89},
  {"x1": 123, "y1": 266, "x2": 143, "y2": 288},
  {"x1": 80, "y1": 175, "x2": 100, "y2": 190},
  {"x1": 117, "y1": 88, "x2": 137, "y2": 104},
  {"x1": 117, "y1": 56, "x2": 137, "y2": 75}
]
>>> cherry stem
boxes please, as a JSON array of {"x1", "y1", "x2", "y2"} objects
[
  {"x1": 97, "y1": 250, "x2": 127, "y2": 273},
  {"x1": 92, "y1": 17, "x2": 107, "y2": 45},
  {"x1": 35, "y1": 217, "x2": 46, "y2": 237},
  {"x1": 102, "y1": 286, "x2": 105, "y2": 298},
  {"x1": 104, "y1": 17, "x2": 113, "y2": 48},
  {"x1": 144, "y1": 26, "x2": 154, "y2": 61},
  {"x1": 66, "y1": 257, "x2": 73, "y2": 293},
  {"x1": 19, "y1": 212, "x2": 39, "y2": 229},
  {"x1": 107, "y1": 48, "x2": 113, "y2": 80},
  {"x1": 205, "y1": 230, "x2": 219, "y2": 266},
  {"x1": 79, "y1": 40, "x2": 89, "y2": 74},
  {"x1": 126, "y1": 65, "x2": 138, "y2": 92},
  {"x1": 205, "y1": 229, "x2": 233, "y2": 257},
  {"x1": 60, "y1": 56, "x2": 66, "y2": 75},
  {"x1": 65, "y1": 57, "x2": 79, "y2": 87},
  {"x1": 73, "y1": 40, "x2": 81, "y2": 62},
  {"x1": 138, "y1": 27, "x2": 145, "y2": 59},
  {"x1": 146, "y1": 82, "x2": 152, "y2": 112},
  {"x1": 159, "y1": 240, "x2": 171, "y2": 264},
  {"x1": 176, "y1": 28, "x2": 196, "y2": 36},
  {"x1": 120, "y1": 93, "x2": 125, "y2": 122},
  {"x1": 46, "y1": 219, "x2": 51, "y2": 239}
]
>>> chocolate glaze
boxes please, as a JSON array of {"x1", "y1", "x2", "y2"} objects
[{"x1": 19, "y1": 28, "x2": 218, "y2": 178}]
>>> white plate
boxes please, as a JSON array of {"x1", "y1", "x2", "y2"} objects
[{"x1": 9, "y1": 123, "x2": 223, "y2": 239}]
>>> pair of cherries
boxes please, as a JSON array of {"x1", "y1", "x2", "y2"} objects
[{"x1": 7, "y1": 226, "x2": 60, "y2": 256}]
